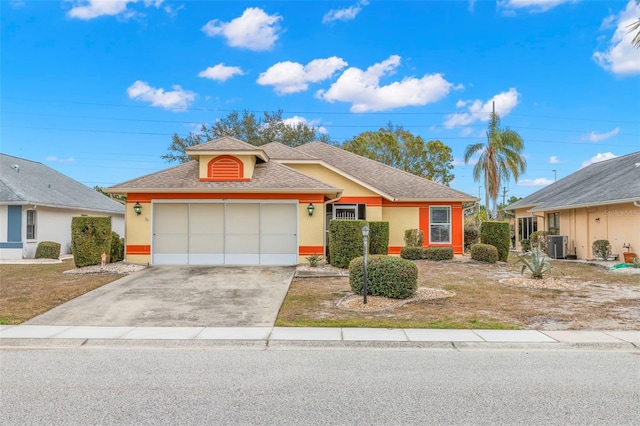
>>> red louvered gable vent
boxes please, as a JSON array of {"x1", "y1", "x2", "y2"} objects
[{"x1": 204, "y1": 155, "x2": 249, "y2": 181}]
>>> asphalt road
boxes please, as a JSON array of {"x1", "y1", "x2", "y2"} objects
[{"x1": 1, "y1": 346, "x2": 638, "y2": 425}]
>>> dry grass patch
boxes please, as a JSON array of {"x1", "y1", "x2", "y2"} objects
[
  {"x1": 0, "y1": 259, "x2": 125, "y2": 324},
  {"x1": 277, "y1": 256, "x2": 640, "y2": 330}
]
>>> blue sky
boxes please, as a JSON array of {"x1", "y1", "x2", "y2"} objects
[{"x1": 2, "y1": 0, "x2": 639, "y2": 200}]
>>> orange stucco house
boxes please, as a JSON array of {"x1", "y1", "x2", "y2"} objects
[{"x1": 107, "y1": 137, "x2": 477, "y2": 265}]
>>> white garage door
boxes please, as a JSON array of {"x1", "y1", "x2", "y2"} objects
[{"x1": 152, "y1": 202, "x2": 298, "y2": 265}]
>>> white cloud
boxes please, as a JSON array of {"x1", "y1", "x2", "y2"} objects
[
  {"x1": 316, "y1": 55, "x2": 454, "y2": 112},
  {"x1": 46, "y1": 156, "x2": 75, "y2": 163},
  {"x1": 9, "y1": 0, "x2": 26, "y2": 9},
  {"x1": 126, "y1": 80, "x2": 196, "y2": 110},
  {"x1": 258, "y1": 57, "x2": 348, "y2": 95},
  {"x1": 202, "y1": 8, "x2": 282, "y2": 51},
  {"x1": 518, "y1": 177, "x2": 554, "y2": 186},
  {"x1": 323, "y1": 0, "x2": 369, "y2": 23},
  {"x1": 583, "y1": 127, "x2": 620, "y2": 142},
  {"x1": 66, "y1": 0, "x2": 165, "y2": 20},
  {"x1": 282, "y1": 116, "x2": 328, "y2": 134},
  {"x1": 549, "y1": 156, "x2": 562, "y2": 164},
  {"x1": 444, "y1": 88, "x2": 520, "y2": 127},
  {"x1": 581, "y1": 152, "x2": 618, "y2": 168},
  {"x1": 497, "y1": 0, "x2": 575, "y2": 13},
  {"x1": 198, "y1": 63, "x2": 245, "y2": 82},
  {"x1": 593, "y1": 1, "x2": 640, "y2": 76}
]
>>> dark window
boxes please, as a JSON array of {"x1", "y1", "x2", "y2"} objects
[
  {"x1": 26, "y1": 210, "x2": 36, "y2": 240},
  {"x1": 518, "y1": 217, "x2": 537, "y2": 241},
  {"x1": 430, "y1": 206, "x2": 451, "y2": 243},
  {"x1": 547, "y1": 212, "x2": 559, "y2": 235}
]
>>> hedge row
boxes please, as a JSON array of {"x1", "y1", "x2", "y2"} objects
[
  {"x1": 400, "y1": 246, "x2": 454, "y2": 261},
  {"x1": 71, "y1": 216, "x2": 112, "y2": 268}
]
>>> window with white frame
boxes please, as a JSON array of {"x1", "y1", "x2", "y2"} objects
[
  {"x1": 430, "y1": 206, "x2": 451, "y2": 243},
  {"x1": 26, "y1": 209, "x2": 36, "y2": 240}
]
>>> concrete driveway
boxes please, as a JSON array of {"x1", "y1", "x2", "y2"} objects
[{"x1": 26, "y1": 266, "x2": 295, "y2": 327}]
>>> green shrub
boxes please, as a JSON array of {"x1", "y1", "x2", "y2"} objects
[
  {"x1": 592, "y1": 239, "x2": 610, "y2": 260},
  {"x1": 530, "y1": 231, "x2": 549, "y2": 253},
  {"x1": 35, "y1": 241, "x2": 61, "y2": 259},
  {"x1": 400, "y1": 247, "x2": 423, "y2": 260},
  {"x1": 464, "y1": 226, "x2": 479, "y2": 252},
  {"x1": 349, "y1": 255, "x2": 417, "y2": 299},
  {"x1": 368, "y1": 221, "x2": 389, "y2": 255},
  {"x1": 520, "y1": 239, "x2": 531, "y2": 253},
  {"x1": 109, "y1": 232, "x2": 124, "y2": 263},
  {"x1": 471, "y1": 243, "x2": 499, "y2": 263},
  {"x1": 404, "y1": 229, "x2": 424, "y2": 247},
  {"x1": 423, "y1": 246, "x2": 454, "y2": 261},
  {"x1": 328, "y1": 219, "x2": 368, "y2": 268},
  {"x1": 480, "y1": 221, "x2": 510, "y2": 262},
  {"x1": 71, "y1": 216, "x2": 112, "y2": 268}
]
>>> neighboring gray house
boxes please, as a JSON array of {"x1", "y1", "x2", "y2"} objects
[
  {"x1": 1, "y1": 154, "x2": 125, "y2": 259},
  {"x1": 506, "y1": 151, "x2": 640, "y2": 260}
]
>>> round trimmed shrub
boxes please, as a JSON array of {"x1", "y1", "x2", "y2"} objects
[
  {"x1": 349, "y1": 255, "x2": 417, "y2": 299},
  {"x1": 35, "y1": 241, "x2": 61, "y2": 259},
  {"x1": 400, "y1": 247, "x2": 423, "y2": 260},
  {"x1": 470, "y1": 243, "x2": 499, "y2": 263}
]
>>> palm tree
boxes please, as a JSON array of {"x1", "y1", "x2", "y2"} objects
[
  {"x1": 629, "y1": 0, "x2": 640, "y2": 48},
  {"x1": 464, "y1": 112, "x2": 526, "y2": 219}
]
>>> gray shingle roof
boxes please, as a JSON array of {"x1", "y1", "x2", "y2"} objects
[
  {"x1": 0, "y1": 154, "x2": 125, "y2": 214},
  {"x1": 261, "y1": 142, "x2": 318, "y2": 160},
  {"x1": 186, "y1": 136, "x2": 267, "y2": 154},
  {"x1": 295, "y1": 142, "x2": 477, "y2": 202},
  {"x1": 508, "y1": 151, "x2": 640, "y2": 212},
  {"x1": 107, "y1": 159, "x2": 340, "y2": 193}
]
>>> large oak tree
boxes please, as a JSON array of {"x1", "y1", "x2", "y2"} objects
[
  {"x1": 163, "y1": 109, "x2": 331, "y2": 163},
  {"x1": 341, "y1": 123, "x2": 455, "y2": 186}
]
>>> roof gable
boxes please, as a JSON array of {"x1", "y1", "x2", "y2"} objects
[
  {"x1": 509, "y1": 151, "x2": 640, "y2": 211},
  {"x1": 0, "y1": 154, "x2": 125, "y2": 214}
]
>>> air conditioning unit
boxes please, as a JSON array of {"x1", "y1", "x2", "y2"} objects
[{"x1": 547, "y1": 235, "x2": 568, "y2": 259}]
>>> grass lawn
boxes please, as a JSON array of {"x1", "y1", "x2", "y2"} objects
[
  {"x1": 0, "y1": 259, "x2": 125, "y2": 325},
  {"x1": 276, "y1": 255, "x2": 640, "y2": 330}
]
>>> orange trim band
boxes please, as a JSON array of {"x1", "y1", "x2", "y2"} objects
[
  {"x1": 199, "y1": 178, "x2": 251, "y2": 182},
  {"x1": 299, "y1": 245, "x2": 324, "y2": 256},
  {"x1": 388, "y1": 246, "x2": 402, "y2": 255},
  {"x1": 127, "y1": 245, "x2": 151, "y2": 255}
]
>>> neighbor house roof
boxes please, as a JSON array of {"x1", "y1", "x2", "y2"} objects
[
  {"x1": 507, "y1": 151, "x2": 640, "y2": 212},
  {"x1": 0, "y1": 153, "x2": 125, "y2": 214},
  {"x1": 107, "y1": 159, "x2": 341, "y2": 195},
  {"x1": 295, "y1": 142, "x2": 477, "y2": 202}
]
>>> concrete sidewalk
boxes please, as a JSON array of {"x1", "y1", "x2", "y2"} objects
[{"x1": 1, "y1": 325, "x2": 638, "y2": 350}]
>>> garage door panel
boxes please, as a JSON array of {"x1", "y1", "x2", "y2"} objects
[
  {"x1": 154, "y1": 204, "x2": 188, "y2": 233},
  {"x1": 225, "y1": 204, "x2": 259, "y2": 233},
  {"x1": 190, "y1": 204, "x2": 224, "y2": 233},
  {"x1": 260, "y1": 234, "x2": 297, "y2": 254},
  {"x1": 226, "y1": 234, "x2": 259, "y2": 254},
  {"x1": 189, "y1": 254, "x2": 224, "y2": 265},
  {"x1": 154, "y1": 234, "x2": 188, "y2": 253},
  {"x1": 189, "y1": 234, "x2": 224, "y2": 253},
  {"x1": 261, "y1": 204, "x2": 297, "y2": 234}
]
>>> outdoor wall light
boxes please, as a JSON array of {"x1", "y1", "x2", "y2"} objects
[
  {"x1": 595, "y1": 217, "x2": 600, "y2": 223},
  {"x1": 307, "y1": 203, "x2": 315, "y2": 216},
  {"x1": 133, "y1": 201, "x2": 142, "y2": 216}
]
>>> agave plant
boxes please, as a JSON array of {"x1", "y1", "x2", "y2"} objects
[{"x1": 516, "y1": 242, "x2": 551, "y2": 279}]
